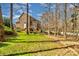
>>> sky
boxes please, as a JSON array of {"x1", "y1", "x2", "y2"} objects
[
  {"x1": 1, "y1": 3, "x2": 74, "y2": 24},
  {"x1": 1, "y1": 3, "x2": 52, "y2": 24}
]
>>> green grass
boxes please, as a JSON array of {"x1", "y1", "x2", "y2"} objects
[
  {"x1": 0, "y1": 32, "x2": 64, "y2": 56},
  {"x1": 3, "y1": 25, "x2": 12, "y2": 31},
  {"x1": 7, "y1": 32, "x2": 52, "y2": 42}
]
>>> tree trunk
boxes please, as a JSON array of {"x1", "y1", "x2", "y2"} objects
[
  {"x1": 64, "y1": 3, "x2": 67, "y2": 40},
  {"x1": 48, "y1": 3, "x2": 51, "y2": 36},
  {"x1": 0, "y1": 4, "x2": 5, "y2": 42},
  {"x1": 26, "y1": 3, "x2": 29, "y2": 34},
  {"x1": 74, "y1": 4, "x2": 78, "y2": 40},
  {"x1": 10, "y1": 3, "x2": 14, "y2": 31},
  {"x1": 55, "y1": 4, "x2": 59, "y2": 36}
]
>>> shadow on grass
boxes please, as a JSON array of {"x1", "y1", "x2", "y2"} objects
[
  {"x1": 4, "y1": 44, "x2": 76, "y2": 56},
  {"x1": 7, "y1": 39, "x2": 79, "y2": 43},
  {"x1": 0, "y1": 43, "x2": 9, "y2": 48},
  {"x1": 7, "y1": 39, "x2": 60, "y2": 43}
]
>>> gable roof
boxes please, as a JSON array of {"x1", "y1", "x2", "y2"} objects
[
  {"x1": 16, "y1": 12, "x2": 40, "y2": 23},
  {"x1": 18, "y1": 12, "x2": 25, "y2": 19}
]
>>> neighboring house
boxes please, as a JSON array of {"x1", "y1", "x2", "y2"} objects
[
  {"x1": 40, "y1": 12, "x2": 63, "y2": 32},
  {"x1": 16, "y1": 12, "x2": 41, "y2": 32},
  {"x1": 40, "y1": 12, "x2": 55, "y2": 32}
]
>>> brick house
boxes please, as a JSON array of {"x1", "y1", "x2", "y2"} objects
[{"x1": 15, "y1": 12, "x2": 41, "y2": 32}]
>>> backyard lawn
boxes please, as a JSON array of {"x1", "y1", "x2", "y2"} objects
[
  {"x1": 0, "y1": 32, "x2": 78, "y2": 56},
  {"x1": 0, "y1": 32, "x2": 68, "y2": 56}
]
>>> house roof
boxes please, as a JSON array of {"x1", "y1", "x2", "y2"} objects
[{"x1": 16, "y1": 12, "x2": 40, "y2": 23}]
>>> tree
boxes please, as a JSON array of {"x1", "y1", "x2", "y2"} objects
[
  {"x1": 47, "y1": 3, "x2": 51, "y2": 35},
  {"x1": 26, "y1": 3, "x2": 29, "y2": 34},
  {"x1": 0, "y1": 4, "x2": 5, "y2": 42},
  {"x1": 71, "y1": 3, "x2": 79, "y2": 40},
  {"x1": 55, "y1": 4, "x2": 59, "y2": 36},
  {"x1": 73, "y1": 4, "x2": 78, "y2": 40},
  {"x1": 53, "y1": 3, "x2": 61, "y2": 37},
  {"x1": 10, "y1": 3, "x2": 14, "y2": 31},
  {"x1": 40, "y1": 3, "x2": 51, "y2": 35},
  {"x1": 64, "y1": 3, "x2": 67, "y2": 40}
]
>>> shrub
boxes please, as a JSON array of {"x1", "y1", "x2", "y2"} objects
[
  {"x1": 3, "y1": 25, "x2": 17, "y2": 36},
  {"x1": 3, "y1": 17, "x2": 10, "y2": 27},
  {"x1": 16, "y1": 28, "x2": 21, "y2": 32},
  {"x1": 3, "y1": 25, "x2": 12, "y2": 31}
]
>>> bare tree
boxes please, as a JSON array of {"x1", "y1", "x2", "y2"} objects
[
  {"x1": 55, "y1": 4, "x2": 59, "y2": 36},
  {"x1": 26, "y1": 3, "x2": 29, "y2": 34},
  {"x1": 0, "y1": 4, "x2": 5, "y2": 42},
  {"x1": 74, "y1": 4, "x2": 78, "y2": 40},
  {"x1": 41, "y1": 3, "x2": 51, "y2": 35},
  {"x1": 47, "y1": 3, "x2": 51, "y2": 35},
  {"x1": 64, "y1": 3, "x2": 67, "y2": 40},
  {"x1": 10, "y1": 3, "x2": 14, "y2": 31},
  {"x1": 71, "y1": 3, "x2": 79, "y2": 40},
  {"x1": 54, "y1": 3, "x2": 61, "y2": 37}
]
